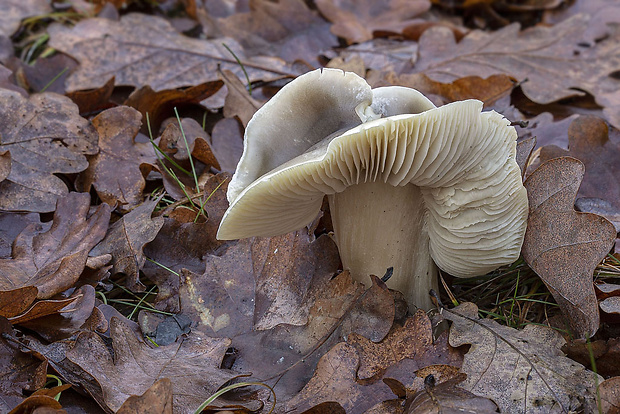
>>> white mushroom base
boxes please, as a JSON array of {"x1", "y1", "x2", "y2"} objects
[{"x1": 328, "y1": 181, "x2": 438, "y2": 311}]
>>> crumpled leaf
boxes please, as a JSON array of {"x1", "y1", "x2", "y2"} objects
[
  {"x1": 76, "y1": 106, "x2": 157, "y2": 209},
  {"x1": 90, "y1": 198, "x2": 164, "y2": 292},
  {"x1": 413, "y1": 14, "x2": 620, "y2": 114},
  {"x1": 1, "y1": 0, "x2": 51, "y2": 37},
  {"x1": 0, "y1": 192, "x2": 111, "y2": 299},
  {"x1": 0, "y1": 318, "x2": 48, "y2": 413},
  {"x1": 540, "y1": 116, "x2": 620, "y2": 218},
  {"x1": 116, "y1": 378, "x2": 173, "y2": 414},
  {"x1": 406, "y1": 376, "x2": 499, "y2": 414},
  {"x1": 217, "y1": 0, "x2": 337, "y2": 64},
  {"x1": 444, "y1": 302, "x2": 602, "y2": 413},
  {"x1": 347, "y1": 309, "x2": 463, "y2": 381},
  {"x1": 286, "y1": 342, "x2": 397, "y2": 413},
  {"x1": 65, "y1": 317, "x2": 238, "y2": 413},
  {"x1": 0, "y1": 90, "x2": 98, "y2": 212},
  {"x1": 522, "y1": 157, "x2": 616, "y2": 337},
  {"x1": 315, "y1": 0, "x2": 431, "y2": 44},
  {"x1": 48, "y1": 13, "x2": 298, "y2": 93}
]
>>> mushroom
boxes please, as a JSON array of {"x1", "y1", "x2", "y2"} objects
[{"x1": 217, "y1": 68, "x2": 528, "y2": 311}]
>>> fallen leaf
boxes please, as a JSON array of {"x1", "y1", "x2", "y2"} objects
[
  {"x1": 523, "y1": 157, "x2": 616, "y2": 337},
  {"x1": 220, "y1": 69, "x2": 262, "y2": 127},
  {"x1": 0, "y1": 192, "x2": 111, "y2": 299},
  {"x1": 1, "y1": 0, "x2": 52, "y2": 37},
  {"x1": 564, "y1": 337, "x2": 620, "y2": 378},
  {"x1": 14, "y1": 54, "x2": 77, "y2": 94},
  {"x1": 8, "y1": 296, "x2": 77, "y2": 325},
  {"x1": 0, "y1": 286, "x2": 37, "y2": 318},
  {"x1": 210, "y1": 118, "x2": 244, "y2": 173},
  {"x1": 406, "y1": 376, "x2": 499, "y2": 414},
  {"x1": 7, "y1": 395, "x2": 64, "y2": 414},
  {"x1": 599, "y1": 376, "x2": 620, "y2": 414},
  {"x1": 540, "y1": 116, "x2": 620, "y2": 216},
  {"x1": 124, "y1": 81, "x2": 223, "y2": 134},
  {"x1": 65, "y1": 77, "x2": 115, "y2": 115},
  {"x1": 334, "y1": 39, "x2": 419, "y2": 73},
  {"x1": 217, "y1": 0, "x2": 337, "y2": 65},
  {"x1": 413, "y1": 14, "x2": 620, "y2": 111},
  {"x1": 0, "y1": 318, "x2": 48, "y2": 413},
  {"x1": 75, "y1": 106, "x2": 157, "y2": 209},
  {"x1": 90, "y1": 198, "x2": 164, "y2": 291},
  {"x1": 48, "y1": 13, "x2": 297, "y2": 93},
  {"x1": 65, "y1": 317, "x2": 238, "y2": 413},
  {"x1": 444, "y1": 302, "x2": 602, "y2": 413},
  {"x1": 347, "y1": 309, "x2": 463, "y2": 380},
  {"x1": 116, "y1": 378, "x2": 173, "y2": 414},
  {"x1": 286, "y1": 342, "x2": 397, "y2": 413},
  {"x1": 0, "y1": 90, "x2": 98, "y2": 212},
  {"x1": 0, "y1": 64, "x2": 27, "y2": 96},
  {"x1": 315, "y1": 0, "x2": 431, "y2": 44}
]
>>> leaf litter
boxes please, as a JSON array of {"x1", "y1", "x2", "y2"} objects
[{"x1": 1, "y1": 1, "x2": 620, "y2": 413}]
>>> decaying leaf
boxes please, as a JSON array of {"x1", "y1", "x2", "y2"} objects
[
  {"x1": 65, "y1": 317, "x2": 237, "y2": 413},
  {"x1": 347, "y1": 309, "x2": 463, "y2": 381},
  {"x1": 444, "y1": 302, "x2": 602, "y2": 413},
  {"x1": 286, "y1": 342, "x2": 397, "y2": 413},
  {"x1": 316, "y1": 0, "x2": 431, "y2": 43},
  {"x1": 90, "y1": 198, "x2": 164, "y2": 291},
  {"x1": 0, "y1": 192, "x2": 111, "y2": 299},
  {"x1": 599, "y1": 376, "x2": 620, "y2": 414},
  {"x1": 220, "y1": 69, "x2": 262, "y2": 127},
  {"x1": 48, "y1": 13, "x2": 297, "y2": 93},
  {"x1": 523, "y1": 156, "x2": 616, "y2": 337},
  {"x1": 564, "y1": 337, "x2": 620, "y2": 378},
  {"x1": 217, "y1": 0, "x2": 337, "y2": 64},
  {"x1": 116, "y1": 378, "x2": 173, "y2": 414},
  {"x1": 406, "y1": 376, "x2": 499, "y2": 414},
  {"x1": 0, "y1": 90, "x2": 98, "y2": 212},
  {"x1": 76, "y1": 106, "x2": 157, "y2": 209}
]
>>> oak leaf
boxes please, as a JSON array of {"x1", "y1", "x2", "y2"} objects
[
  {"x1": 0, "y1": 90, "x2": 98, "y2": 212},
  {"x1": 47, "y1": 13, "x2": 297, "y2": 93},
  {"x1": 65, "y1": 317, "x2": 238, "y2": 413},
  {"x1": 444, "y1": 302, "x2": 601, "y2": 413},
  {"x1": 523, "y1": 156, "x2": 616, "y2": 337},
  {"x1": 0, "y1": 193, "x2": 111, "y2": 299},
  {"x1": 116, "y1": 378, "x2": 173, "y2": 414}
]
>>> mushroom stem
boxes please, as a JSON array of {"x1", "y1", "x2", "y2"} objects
[{"x1": 328, "y1": 181, "x2": 438, "y2": 311}]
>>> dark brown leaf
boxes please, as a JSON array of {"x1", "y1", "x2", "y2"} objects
[
  {"x1": 599, "y1": 376, "x2": 620, "y2": 414},
  {"x1": 286, "y1": 342, "x2": 396, "y2": 413},
  {"x1": 316, "y1": 0, "x2": 431, "y2": 43},
  {"x1": 76, "y1": 106, "x2": 157, "y2": 209},
  {"x1": 90, "y1": 198, "x2": 164, "y2": 291},
  {"x1": 564, "y1": 337, "x2": 620, "y2": 378},
  {"x1": 444, "y1": 302, "x2": 601, "y2": 413},
  {"x1": 0, "y1": 90, "x2": 98, "y2": 212},
  {"x1": 116, "y1": 378, "x2": 173, "y2": 414},
  {"x1": 8, "y1": 296, "x2": 76, "y2": 324},
  {"x1": 0, "y1": 285, "x2": 37, "y2": 318},
  {"x1": 48, "y1": 14, "x2": 297, "y2": 93},
  {"x1": 523, "y1": 157, "x2": 616, "y2": 337},
  {"x1": 65, "y1": 317, "x2": 237, "y2": 413},
  {"x1": 0, "y1": 192, "x2": 111, "y2": 299},
  {"x1": 7, "y1": 395, "x2": 64, "y2": 414}
]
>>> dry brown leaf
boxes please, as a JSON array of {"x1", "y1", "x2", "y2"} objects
[
  {"x1": 522, "y1": 157, "x2": 616, "y2": 337},
  {"x1": 217, "y1": 0, "x2": 337, "y2": 64},
  {"x1": 286, "y1": 342, "x2": 397, "y2": 413},
  {"x1": 220, "y1": 69, "x2": 262, "y2": 127},
  {"x1": 539, "y1": 116, "x2": 620, "y2": 216},
  {"x1": 7, "y1": 395, "x2": 64, "y2": 414},
  {"x1": 124, "y1": 81, "x2": 223, "y2": 134},
  {"x1": 1, "y1": 0, "x2": 51, "y2": 37},
  {"x1": 116, "y1": 378, "x2": 173, "y2": 414},
  {"x1": 334, "y1": 39, "x2": 419, "y2": 73},
  {"x1": 65, "y1": 317, "x2": 238, "y2": 413},
  {"x1": 0, "y1": 286, "x2": 37, "y2": 318},
  {"x1": 8, "y1": 296, "x2": 76, "y2": 325},
  {"x1": 0, "y1": 212, "x2": 43, "y2": 259},
  {"x1": 347, "y1": 310, "x2": 463, "y2": 380},
  {"x1": 413, "y1": 14, "x2": 620, "y2": 115},
  {"x1": 444, "y1": 302, "x2": 601, "y2": 413},
  {"x1": 0, "y1": 90, "x2": 98, "y2": 212},
  {"x1": 0, "y1": 193, "x2": 111, "y2": 299},
  {"x1": 76, "y1": 106, "x2": 157, "y2": 209},
  {"x1": 210, "y1": 118, "x2": 244, "y2": 173},
  {"x1": 90, "y1": 198, "x2": 164, "y2": 292},
  {"x1": 564, "y1": 337, "x2": 620, "y2": 378},
  {"x1": 48, "y1": 13, "x2": 297, "y2": 93},
  {"x1": 315, "y1": 0, "x2": 431, "y2": 44},
  {"x1": 406, "y1": 376, "x2": 499, "y2": 414},
  {"x1": 599, "y1": 376, "x2": 620, "y2": 414},
  {"x1": 0, "y1": 318, "x2": 48, "y2": 413}
]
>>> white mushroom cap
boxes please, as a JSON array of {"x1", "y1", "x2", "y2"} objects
[{"x1": 217, "y1": 90, "x2": 528, "y2": 277}]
